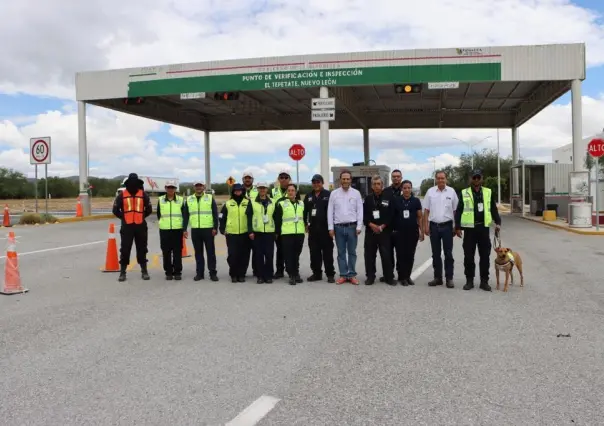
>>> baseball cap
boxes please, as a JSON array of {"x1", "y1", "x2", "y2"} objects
[
  {"x1": 311, "y1": 174, "x2": 324, "y2": 183},
  {"x1": 242, "y1": 171, "x2": 254, "y2": 179},
  {"x1": 256, "y1": 182, "x2": 268, "y2": 188},
  {"x1": 278, "y1": 168, "x2": 291, "y2": 177},
  {"x1": 471, "y1": 169, "x2": 483, "y2": 177},
  {"x1": 165, "y1": 179, "x2": 177, "y2": 188},
  {"x1": 193, "y1": 180, "x2": 204, "y2": 186}
]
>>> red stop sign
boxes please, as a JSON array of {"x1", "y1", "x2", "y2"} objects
[
  {"x1": 588, "y1": 138, "x2": 604, "y2": 158},
  {"x1": 289, "y1": 143, "x2": 306, "y2": 161}
]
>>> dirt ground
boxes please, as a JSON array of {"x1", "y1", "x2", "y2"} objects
[{"x1": 4, "y1": 195, "x2": 232, "y2": 213}]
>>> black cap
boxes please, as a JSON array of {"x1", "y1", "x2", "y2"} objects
[
  {"x1": 472, "y1": 169, "x2": 483, "y2": 177},
  {"x1": 311, "y1": 174, "x2": 324, "y2": 183}
]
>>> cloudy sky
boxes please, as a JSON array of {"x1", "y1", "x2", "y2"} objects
[{"x1": 2, "y1": 0, "x2": 604, "y2": 186}]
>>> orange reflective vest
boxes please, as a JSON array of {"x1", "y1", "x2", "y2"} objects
[{"x1": 122, "y1": 189, "x2": 145, "y2": 224}]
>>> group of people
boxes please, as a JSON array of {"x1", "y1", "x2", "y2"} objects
[{"x1": 112, "y1": 167, "x2": 502, "y2": 290}]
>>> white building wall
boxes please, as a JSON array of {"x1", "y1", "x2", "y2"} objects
[{"x1": 552, "y1": 143, "x2": 572, "y2": 164}]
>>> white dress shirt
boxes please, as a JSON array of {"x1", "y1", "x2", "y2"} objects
[
  {"x1": 423, "y1": 185, "x2": 458, "y2": 223},
  {"x1": 327, "y1": 187, "x2": 364, "y2": 231}
]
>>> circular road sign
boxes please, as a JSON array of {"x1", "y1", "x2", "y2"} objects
[
  {"x1": 588, "y1": 138, "x2": 604, "y2": 158},
  {"x1": 289, "y1": 144, "x2": 306, "y2": 162},
  {"x1": 31, "y1": 139, "x2": 50, "y2": 163}
]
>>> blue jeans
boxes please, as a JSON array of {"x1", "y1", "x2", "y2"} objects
[
  {"x1": 334, "y1": 225, "x2": 358, "y2": 278},
  {"x1": 429, "y1": 221, "x2": 454, "y2": 280}
]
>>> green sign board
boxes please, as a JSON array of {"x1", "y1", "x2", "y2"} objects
[{"x1": 128, "y1": 63, "x2": 501, "y2": 98}]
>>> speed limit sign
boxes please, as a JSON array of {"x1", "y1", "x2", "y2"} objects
[{"x1": 30, "y1": 137, "x2": 52, "y2": 165}]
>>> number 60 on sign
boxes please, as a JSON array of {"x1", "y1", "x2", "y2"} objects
[{"x1": 30, "y1": 137, "x2": 52, "y2": 165}]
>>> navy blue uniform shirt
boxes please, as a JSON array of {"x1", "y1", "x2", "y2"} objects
[{"x1": 393, "y1": 194, "x2": 423, "y2": 231}]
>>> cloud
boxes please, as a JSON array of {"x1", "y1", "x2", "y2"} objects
[{"x1": 2, "y1": 0, "x2": 604, "y2": 183}]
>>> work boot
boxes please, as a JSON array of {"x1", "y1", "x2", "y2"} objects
[
  {"x1": 384, "y1": 278, "x2": 396, "y2": 286},
  {"x1": 407, "y1": 278, "x2": 415, "y2": 286},
  {"x1": 289, "y1": 276, "x2": 296, "y2": 285},
  {"x1": 174, "y1": 274, "x2": 182, "y2": 281},
  {"x1": 273, "y1": 271, "x2": 284, "y2": 279},
  {"x1": 379, "y1": 277, "x2": 386, "y2": 282},
  {"x1": 295, "y1": 275, "x2": 303, "y2": 284},
  {"x1": 231, "y1": 276, "x2": 237, "y2": 283},
  {"x1": 446, "y1": 279, "x2": 455, "y2": 288},
  {"x1": 257, "y1": 278, "x2": 264, "y2": 284},
  {"x1": 210, "y1": 273, "x2": 219, "y2": 282},
  {"x1": 194, "y1": 274, "x2": 204, "y2": 281},
  {"x1": 479, "y1": 280, "x2": 492, "y2": 292},
  {"x1": 141, "y1": 267, "x2": 150, "y2": 281},
  {"x1": 400, "y1": 279, "x2": 409, "y2": 287},
  {"x1": 265, "y1": 279, "x2": 273, "y2": 284},
  {"x1": 428, "y1": 278, "x2": 443, "y2": 287},
  {"x1": 327, "y1": 275, "x2": 335, "y2": 283},
  {"x1": 365, "y1": 277, "x2": 375, "y2": 285},
  {"x1": 165, "y1": 274, "x2": 173, "y2": 281},
  {"x1": 463, "y1": 279, "x2": 474, "y2": 290},
  {"x1": 307, "y1": 274, "x2": 322, "y2": 282},
  {"x1": 118, "y1": 270, "x2": 127, "y2": 282},
  {"x1": 237, "y1": 276, "x2": 245, "y2": 282}
]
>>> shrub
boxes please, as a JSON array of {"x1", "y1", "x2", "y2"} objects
[{"x1": 19, "y1": 212, "x2": 58, "y2": 225}]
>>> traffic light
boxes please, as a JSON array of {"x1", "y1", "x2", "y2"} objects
[
  {"x1": 394, "y1": 84, "x2": 422, "y2": 94},
  {"x1": 213, "y1": 92, "x2": 240, "y2": 101},
  {"x1": 122, "y1": 97, "x2": 145, "y2": 105}
]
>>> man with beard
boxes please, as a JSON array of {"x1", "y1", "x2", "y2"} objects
[
  {"x1": 271, "y1": 169, "x2": 291, "y2": 278},
  {"x1": 303, "y1": 174, "x2": 335, "y2": 283},
  {"x1": 219, "y1": 183, "x2": 251, "y2": 282},
  {"x1": 112, "y1": 173, "x2": 153, "y2": 282},
  {"x1": 382, "y1": 169, "x2": 403, "y2": 281}
]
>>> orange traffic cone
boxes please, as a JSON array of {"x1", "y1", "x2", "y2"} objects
[
  {"x1": 182, "y1": 234, "x2": 191, "y2": 258},
  {"x1": 2, "y1": 204, "x2": 11, "y2": 227},
  {"x1": 101, "y1": 223, "x2": 120, "y2": 272},
  {"x1": 76, "y1": 197, "x2": 83, "y2": 218},
  {"x1": 1, "y1": 231, "x2": 28, "y2": 295}
]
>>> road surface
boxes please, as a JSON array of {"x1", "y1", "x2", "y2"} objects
[{"x1": 0, "y1": 215, "x2": 602, "y2": 425}]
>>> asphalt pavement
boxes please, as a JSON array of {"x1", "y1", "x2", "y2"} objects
[{"x1": 0, "y1": 215, "x2": 602, "y2": 425}]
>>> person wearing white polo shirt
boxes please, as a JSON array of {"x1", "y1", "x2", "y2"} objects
[{"x1": 423, "y1": 170, "x2": 459, "y2": 288}]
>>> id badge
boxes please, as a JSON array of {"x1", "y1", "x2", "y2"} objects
[
  {"x1": 262, "y1": 214, "x2": 269, "y2": 224},
  {"x1": 478, "y1": 202, "x2": 484, "y2": 212},
  {"x1": 372, "y1": 210, "x2": 380, "y2": 219},
  {"x1": 403, "y1": 210, "x2": 410, "y2": 219},
  {"x1": 311, "y1": 208, "x2": 317, "y2": 217}
]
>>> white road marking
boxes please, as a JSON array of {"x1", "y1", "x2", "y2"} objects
[
  {"x1": 0, "y1": 240, "x2": 105, "y2": 259},
  {"x1": 226, "y1": 395, "x2": 281, "y2": 426},
  {"x1": 0, "y1": 236, "x2": 21, "y2": 240},
  {"x1": 410, "y1": 251, "x2": 443, "y2": 281}
]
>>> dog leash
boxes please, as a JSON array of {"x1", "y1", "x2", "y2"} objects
[{"x1": 493, "y1": 229, "x2": 502, "y2": 249}]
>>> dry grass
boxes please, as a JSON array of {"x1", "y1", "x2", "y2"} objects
[{"x1": 4, "y1": 195, "x2": 233, "y2": 213}]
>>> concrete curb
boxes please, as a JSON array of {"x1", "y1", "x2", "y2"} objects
[
  {"x1": 517, "y1": 214, "x2": 604, "y2": 235},
  {"x1": 56, "y1": 214, "x2": 115, "y2": 223}
]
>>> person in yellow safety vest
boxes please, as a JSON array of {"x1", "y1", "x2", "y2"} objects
[
  {"x1": 454, "y1": 169, "x2": 502, "y2": 292},
  {"x1": 187, "y1": 180, "x2": 219, "y2": 282},
  {"x1": 242, "y1": 170, "x2": 259, "y2": 277},
  {"x1": 271, "y1": 168, "x2": 291, "y2": 279},
  {"x1": 157, "y1": 180, "x2": 189, "y2": 281},
  {"x1": 219, "y1": 183, "x2": 251, "y2": 283},
  {"x1": 274, "y1": 183, "x2": 305, "y2": 285},
  {"x1": 245, "y1": 182, "x2": 276, "y2": 284}
]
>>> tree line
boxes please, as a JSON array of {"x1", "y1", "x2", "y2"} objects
[
  {"x1": 419, "y1": 148, "x2": 515, "y2": 202},
  {"x1": 0, "y1": 167, "x2": 315, "y2": 199}
]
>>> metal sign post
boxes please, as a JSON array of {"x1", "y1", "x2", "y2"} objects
[
  {"x1": 597, "y1": 160, "x2": 600, "y2": 231},
  {"x1": 30, "y1": 137, "x2": 51, "y2": 215},
  {"x1": 587, "y1": 138, "x2": 604, "y2": 230},
  {"x1": 296, "y1": 160, "x2": 300, "y2": 188}
]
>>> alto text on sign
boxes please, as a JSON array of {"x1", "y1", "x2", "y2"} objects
[
  {"x1": 289, "y1": 144, "x2": 306, "y2": 161},
  {"x1": 311, "y1": 110, "x2": 335, "y2": 121},
  {"x1": 587, "y1": 138, "x2": 604, "y2": 158},
  {"x1": 311, "y1": 98, "x2": 336, "y2": 109},
  {"x1": 30, "y1": 137, "x2": 52, "y2": 165}
]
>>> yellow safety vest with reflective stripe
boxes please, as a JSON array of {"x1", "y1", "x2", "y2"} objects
[
  {"x1": 245, "y1": 186, "x2": 259, "y2": 200},
  {"x1": 158, "y1": 195, "x2": 184, "y2": 230},
  {"x1": 460, "y1": 187, "x2": 492, "y2": 228},
  {"x1": 279, "y1": 199, "x2": 305, "y2": 235},
  {"x1": 251, "y1": 198, "x2": 276, "y2": 233},
  {"x1": 225, "y1": 198, "x2": 249, "y2": 234},
  {"x1": 187, "y1": 194, "x2": 213, "y2": 229},
  {"x1": 271, "y1": 186, "x2": 286, "y2": 201}
]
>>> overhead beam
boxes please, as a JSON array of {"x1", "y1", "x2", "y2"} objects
[
  {"x1": 329, "y1": 86, "x2": 368, "y2": 129},
  {"x1": 514, "y1": 80, "x2": 570, "y2": 127}
]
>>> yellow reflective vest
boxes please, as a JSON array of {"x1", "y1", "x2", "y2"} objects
[
  {"x1": 460, "y1": 187, "x2": 492, "y2": 228},
  {"x1": 251, "y1": 198, "x2": 276, "y2": 233},
  {"x1": 271, "y1": 186, "x2": 286, "y2": 201},
  {"x1": 187, "y1": 194, "x2": 214, "y2": 229},
  {"x1": 279, "y1": 199, "x2": 305, "y2": 235},
  {"x1": 225, "y1": 198, "x2": 249, "y2": 234},
  {"x1": 158, "y1": 195, "x2": 184, "y2": 230}
]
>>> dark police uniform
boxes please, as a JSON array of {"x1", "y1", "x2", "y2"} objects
[
  {"x1": 303, "y1": 187, "x2": 335, "y2": 282},
  {"x1": 455, "y1": 170, "x2": 501, "y2": 291},
  {"x1": 382, "y1": 184, "x2": 402, "y2": 280},
  {"x1": 363, "y1": 189, "x2": 394, "y2": 285},
  {"x1": 393, "y1": 193, "x2": 423, "y2": 286}
]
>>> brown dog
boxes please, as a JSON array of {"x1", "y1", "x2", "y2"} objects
[{"x1": 494, "y1": 247, "x2": 524, "y2": 292}]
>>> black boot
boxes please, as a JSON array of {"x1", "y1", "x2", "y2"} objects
[
  {"x1": 463, "y1": 279, "x2": 474, "y2": 290},
  {"x1": 141, "y1": 265, "x2": 150, "y2": 280},
  {"x1": 118, "y1": 268, "x2": 127, "y2": 282},
  {"x1": 479, "y1": 279, "x2": 492, "y2": 291}
]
